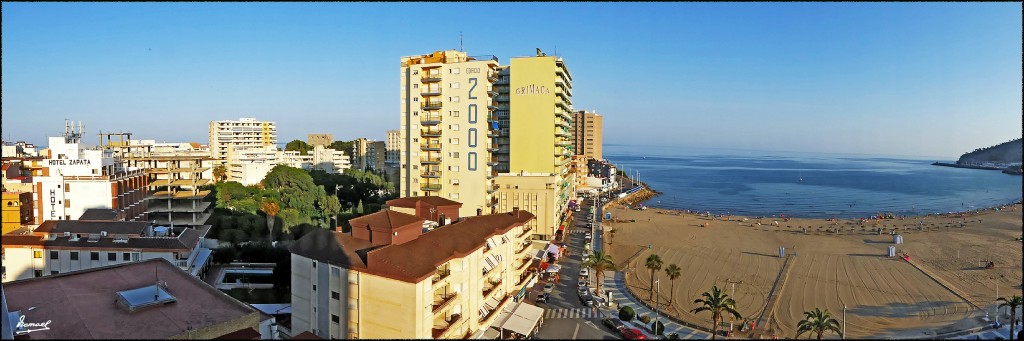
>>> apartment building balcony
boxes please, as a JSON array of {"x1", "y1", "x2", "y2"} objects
[
  {"x1": 432, "y1": 268, "x2": 451, "y2": 287},
  {"x1": 420, "y1": 155, "x2": 441, "y2": 164},
  {"x1": 495, "y1": 94, "x2": 510, "y2": 102},
  {"x1": 487, "y1": 157, "x2": 499, "y2": 166},
  {"x1": 556, "y1": 110, "x2": 572, "y2": 121},
  {"x1": 421, "y1": 183, "x2": 442, "y2": 192},
  {"x1": 478, "y1": 294, "x2": 511, "y2": 324},
  {"x1": 555, "y1": 140, "x2": 572, "y2": 147},
  {"x1": 488, "y1": 196, "x2": 499, "y2": 208},
  {"x1": 493, "y1": 110, "x2": 509, "y2": 119},
  {"x1": 432, "y1": 292, "x2": 458, "y2": 314},
  {"x1": 421, "y1": 88, "x2": 442, "y2": 96},
  {"x1": 421, "y1": 128, "x2": 442, "y2": 137},
  {"x1": 487, "y1": 144, "x2": 499, "y2": 152},
  {"x1": 421, "y1": 101, "x2": 443, "y2": 111},
  {"x1": 555, "y1": 117, "x2": 570, "y2": 128},
  {"x1": 420, "y1": 113, "x2": 442, "y2": 125},
  {"x1": 421, "y1": 73, "x2": 442, "y2": 83},
  {"x1": 420, "y1": 142, "x2": 442, "y2": 151},
  {"x1": 496, "y1": 146, "x2": 510, "y2": 154},
  {"x1": 495, "y1": 76, "x2": 509, "y2": 85},
  {"x1": 515, "y1": 260, "x2": 532, "y2": 278},
  {"x1": 487, "y1": 70, "x2": 499, "y2": 82},
  {"x1": 421, "y1": 171, "x2": 442, "y2": 178},
  {"x1": 556, "y1": 101, "x2": 571, "y2": 111},
  {"x1": 482, "y1": 278, "x2": 503, "y2": 298},
  {"x1": 555, "y1": 130, "x2": 571, "y2": 138},
  {"x1": 555, "y1": 157, "x2": 570, "y2": 167},
  {"x1": 516, "y1": 240, "x2": 531, "y2": 255},
  {"x1": 487, "y1": 102, "x2": 498, "y2": 110},
  {"x1": 431, "y1": 313, "x2": 462, "y2": 339}
]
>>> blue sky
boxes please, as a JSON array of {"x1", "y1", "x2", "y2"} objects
[{"x1": 2, "y1": 2, "x2": 1020, "y2": 158}]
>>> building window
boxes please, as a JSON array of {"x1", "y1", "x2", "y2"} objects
[
  {"x1": 450, "y1": 68, "x2": 460, "y2": 74},
  {"x1": 123, "y1": 252, "x2": 130, "y2": 261},
  {"x1": 313, "y1": 285, "x2": 317, "y2": 291},
  {"x1": 450, "y1": 96, "x2": 460, "y2": 102},
  {"x1": 49, "y1": 251, "x2": 58, "y2": 259},
  {"x1": 450, "y1": 138, "x2": 459, "y2": 145},
  {"x1": 312, "y1": 260, "x2": 317, "y2": 268},
  {"x1": 413, "y1": 84, "x2": 418, "y2": 88},
  {"x1": 450, "y1": 124, "x2": 459, "y2": 131},
  {"x1": 108, "y1": 253, "x2": 116, "y2": 261},
  {"x1": 91, "y1": 252, "x2": 99, "y2": 261},
  {"x1": 452, "y1": 152, "x2": 459, "y2": 158},
  {"x1": 450, "y1": 82, "x2": 460, "y2": 89},
  {"x1": 452, "y1": 111, "x2": 460, "y2": 117},
  {"x1": 332, "y1": 314, "x2": 340, "y2": 324},
  {"x1": 65, "y1": 184, "x2": 70, "y2": 192},
  {"x1": 70, "y1": 252, "x2": 79, "y2": 260},
  {"x1": 33, "y1": 251, "x2": 42, "y2": 259},
  {"x1": 332, "y1": 291, "x2": 340, "y2": 300}
]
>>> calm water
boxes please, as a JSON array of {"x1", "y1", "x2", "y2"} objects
[{"x1": 605, "y1": 144, "x2": 1023, "y2": 219}]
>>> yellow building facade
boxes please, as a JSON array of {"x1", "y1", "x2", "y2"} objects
[
  {"x1": 493, "y1": 52, "x2": 576, "y2": 238},
  {"x1": 399, "y1": 50, "x2": 501, "y2": 217},
  {"x1": 2, "y1": 192, "x2": 33, "y2": 234}
]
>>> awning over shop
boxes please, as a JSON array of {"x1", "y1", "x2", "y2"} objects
[
  {"x1": 533, "y1": 249, "x2": 546, "y2": 260},
  {"x1": 539, "y1": 262, "x2": 549, "y2": 271},
  {"x1": 546, "y1": 264, "x2": 561, "y2": 273},
  {"x1": 498, "y1": 302, "x2": 545, "y2": 337},
  {"x1": 546, "y1": 244, "x2": 560, "y2": 255}
]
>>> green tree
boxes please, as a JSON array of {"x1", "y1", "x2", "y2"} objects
[
  {"x1": 263, "y1": 165, "x2": 319, "y2": 218},
  {"x1": 619, "y1": 306, "x2": 636, "y2": 322},
  {"x1": 213, "y1": 164, "x2": 227, "y2": 182},
  {"x1": 330, "y1": 140, "x2": 355, "y2": 158},
  {"x1": 260, "y1": 199, "x2": 280, "y2": 243},
  {"x1": 355, "y1": 199, "x2": 365, "y2": 215},
  {"x1": 645, "y1": 254, "x2": 663, "y2": 301},
  {"x1": 664, "y1": 264, "x2": 682, "y2": 306},
  {"x1": 315, "y1": 186, "x2": 341, "y2": 227},
  {"x1": 691, "y1": 285, "x2": 742, "y2": 340},
  {"x1": 795, "y1": 308, "x2": 842, "y2": 340},
  {"x1": 998, "y1": 295, "x2": 1023, "y2": 341},
  {"x1": 581, "y1": 250, "x2": 615, "y2": 295},
  {"x1": 651, "y1": 321, "x2": 665, "y2": 335},
  {"x1": 285, "y1": 139, "x2": 312, "y2": 155}
]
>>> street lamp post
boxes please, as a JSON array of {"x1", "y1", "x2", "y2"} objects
[
  {"x1": 655, "y1": 279, "x2": 661, "y2": 336},
  {"x1": 843, "y1": 304, "x2": 847, "y2": 340}
]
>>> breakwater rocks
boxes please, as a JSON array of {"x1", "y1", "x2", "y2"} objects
[{"x1": 931, "y1": 162, "x2": 1003, "y2": 170}]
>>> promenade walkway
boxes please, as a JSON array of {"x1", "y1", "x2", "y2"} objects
[{"x1": 601, "y1": 270, "x2": 712, "y2": 339}]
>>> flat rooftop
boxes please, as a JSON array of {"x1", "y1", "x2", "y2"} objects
[{"x1": 3, "y1": 258, "x2": 257, "y2": 339}]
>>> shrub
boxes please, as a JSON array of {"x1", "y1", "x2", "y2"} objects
[
  {"x1": 668, "y1": 333, "x2": 680, "y2": 339},
  {"x1": 639, "y1": 314, "x2": 652, "y2": 324},
  {"x1": 619, "y1": 306, "x2": 636, "y2": 321},
  {"x1": 651, "y1": 321, "x2": 665, "y2": 335}
]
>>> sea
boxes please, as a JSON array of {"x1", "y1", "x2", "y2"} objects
[{"x1": 605, "y1": 144, "x2": 1023, "y2": 219}]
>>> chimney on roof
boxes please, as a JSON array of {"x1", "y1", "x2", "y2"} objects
[
  {"x1": 476, "y1": 208, "x2": 482, "y2": 216},
  {"x1": 513, "y1": 207, "x2": 520, "y2": 218}
]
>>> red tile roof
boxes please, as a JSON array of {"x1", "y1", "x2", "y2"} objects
[
  {"x1": 291, "y1": 331, "x2": 323, "y2": 340},
  {"x1": 290, "y1": 210, "x2": 535, "y2": 283},
  {"x1": 347, "y1": 210, "x2": 423, "y2": 232},
  {"x1": 215, "y1": 327, "x2": 261, "y2": 340},
  {"x1": 386, "y1": 196, "x2": 463, "y2": 208}
]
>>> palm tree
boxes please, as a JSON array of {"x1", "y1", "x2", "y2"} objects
[
  {"x1": 212, "y1": 164, "x2": 227, "y2": 182},
  {"x1": 664, "y1": 264, "x2": 682, "y2": 306},
  {"x1": 795, "y1": 308, "x2": 842, "y2": 340},
  {"x1": 999, "y1": 295, "x2": 1024, "y2": 341},
  {"x1": 645, "y1": 254, "x2": 663, "y2": 301},
  {"x1": 691, "y1": 285, "x2": 742, "y2": 340},
  {"x1": 581, "y1": 250, "x2": 615, "y2": 296},
  {"x1": 259, "y1": 199, "x2": 280, "y2": 244}
]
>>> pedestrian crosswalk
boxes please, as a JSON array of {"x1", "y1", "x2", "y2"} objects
[
  {"x1": 544, "y1": 307, "x2": 601, "y2": 319},
  {"x1": 570, "y1": 229, "x2": 590, "y2": 234}
]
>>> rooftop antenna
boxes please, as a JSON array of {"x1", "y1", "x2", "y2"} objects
[{"x1": 459, "y1": 31, "x2": 463, "y2": 52}]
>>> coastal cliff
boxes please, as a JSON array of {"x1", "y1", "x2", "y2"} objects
[
  {"x1": 933, "y1": 138, "x2": 1022, "y2": 175},
  {"x1": 957, "y1": 138, "x2": 1022, "y2": 166}
]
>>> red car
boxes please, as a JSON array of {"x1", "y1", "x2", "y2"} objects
[{"x1": 620, "y1": 328, "x2": 646, "y2": 340}]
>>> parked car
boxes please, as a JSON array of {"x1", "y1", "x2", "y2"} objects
[
  {"x1": 580, "y1": 292, "x2": 593, "y2": 306},
  {"x1": 620, "y1": 328, "x2": 647, "y2": 340},
  {"x1": 602, "y1": 317, "x2": 627, "y2": 331},
  {"x1": 536, "y1": 293, "x2": 549, "y2": 303},
  {"x1": 543, "y1": 282, "x2": 555, "y2": 293},
  {"x1": 579, "y1": 268, "x2": 589, "y2": 277}
]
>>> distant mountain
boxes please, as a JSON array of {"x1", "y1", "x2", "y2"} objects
[{"x1": 957, "y1": 138, "x2": 1022, "y2": 166}]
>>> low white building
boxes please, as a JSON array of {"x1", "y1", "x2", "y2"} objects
[
  {"x1": 1, "y1": 218, "x2": 212, "y2": 282},
  {"x1": 227, "y1": 145, "x2": 351, "y2": 185}
]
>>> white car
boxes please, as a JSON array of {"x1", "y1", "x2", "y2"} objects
[
  {"x1": 580, "y1": 268, "x2": 589, "y2": 277},
  {"x1": 543, "y1": 282, "x2": 555, "y2": 293}
]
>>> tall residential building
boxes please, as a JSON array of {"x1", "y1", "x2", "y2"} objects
[
  {"x1": 208, "y1": 118, "x2": 277, "y2": 166},
  {"x1": 288, "y1": 199, "x2": 542, "y2": 339},
  {"x1": 384, "y1": 130, "x2": 402, "y2": 184},
  {"x1": 571, "y1": 110, "x2": 603, "y2": 160},
  {"x1": 351, "y1": 138, "x2": 386, "y2": 172},
  {"x1": 399, "y1": 50, "x2": 501, "y2": 217},
  {"x1": 492, "y1": 50, "x2": 576, "y2": 239}
]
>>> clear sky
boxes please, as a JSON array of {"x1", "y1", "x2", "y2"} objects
[{"x1": 2, "y1": 2, "x2": 1020, "y2": 159}]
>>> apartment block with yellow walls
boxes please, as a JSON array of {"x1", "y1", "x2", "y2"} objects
[
  {"x1": 288, "y1": 199, "x2": 543, "y2": 339},
  {"x1": 493, "y1": 50, "x2": 576, "y2": 240},
  {"x1": 2, "y1": 192, "x2": 33, "y2": 234},
  {"x1": 398, "y1": 50, "x2": 502, "y2": 217},
  {"x1": 572, "y1": 110, "x2": 604, "y2": 161}
]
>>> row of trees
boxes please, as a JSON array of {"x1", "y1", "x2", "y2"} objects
[{"x1": 284, "y1": 139, "x2": 356, "y2": 158}]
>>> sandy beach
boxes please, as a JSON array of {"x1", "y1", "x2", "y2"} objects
[{"x1": 603, "y1": 198, "x2": 1022, "y2": 339}]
